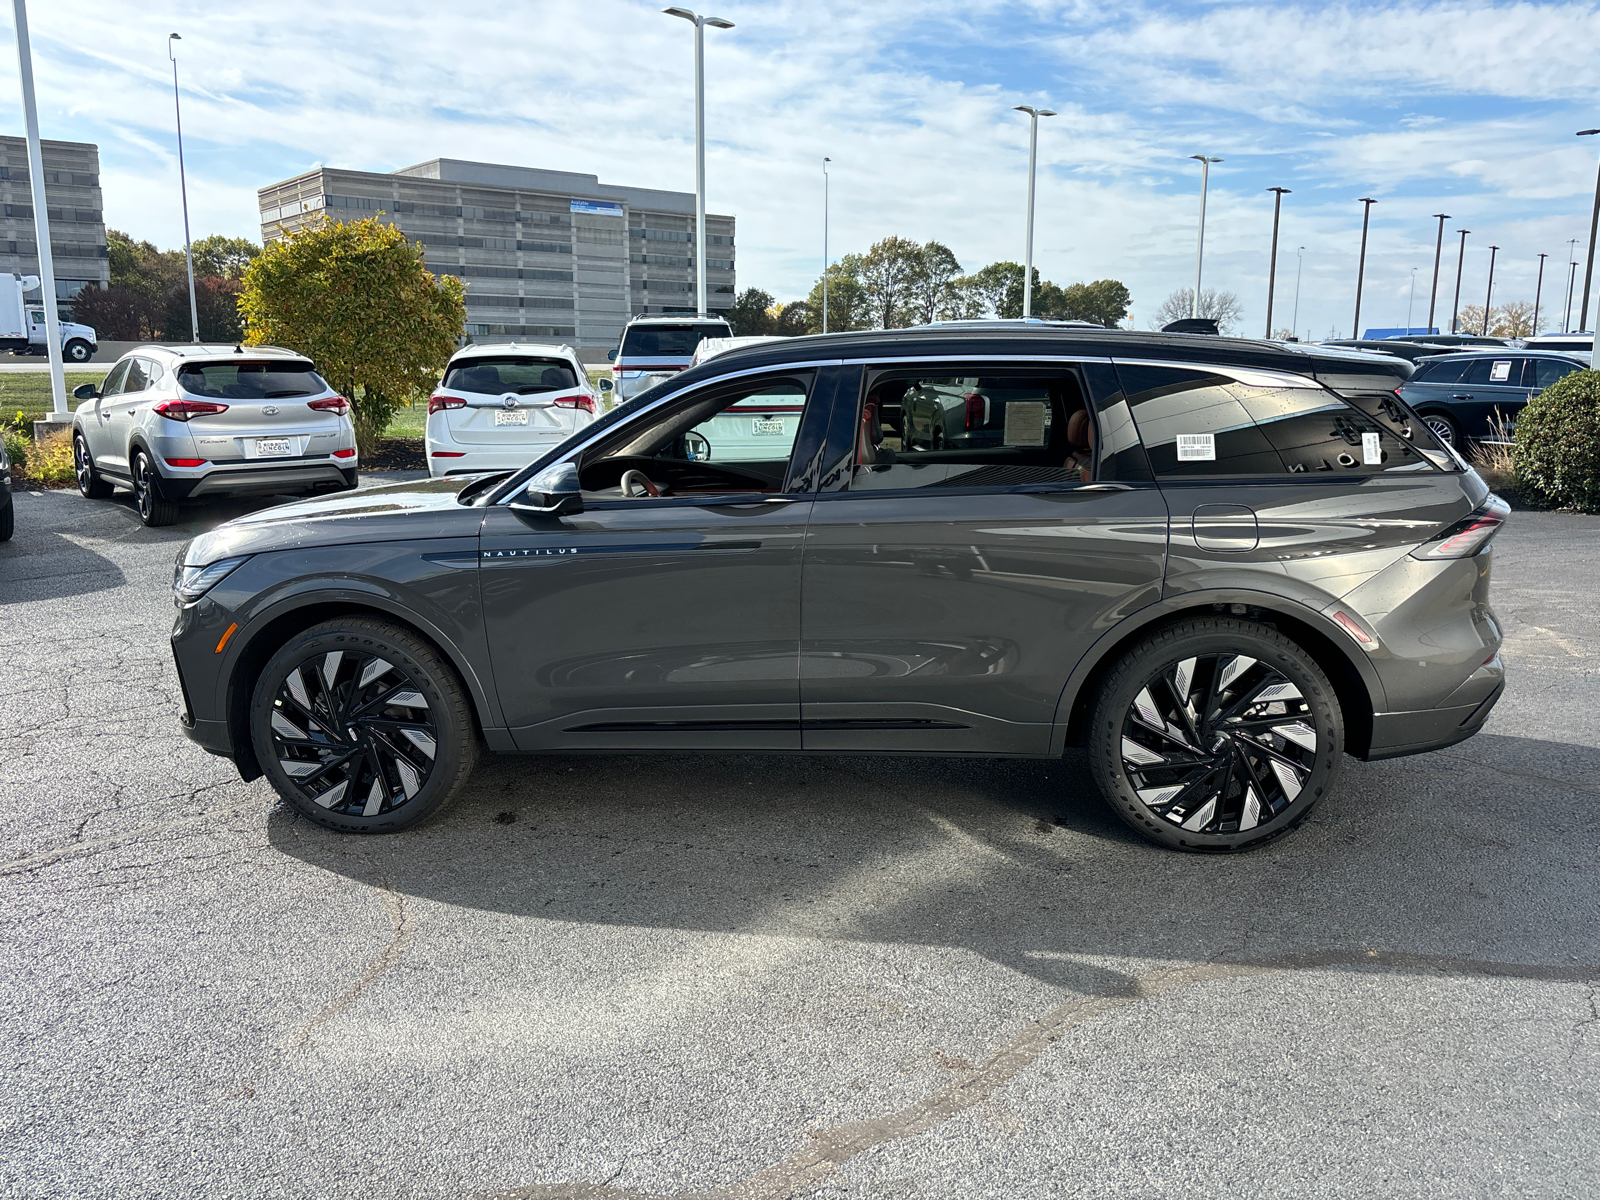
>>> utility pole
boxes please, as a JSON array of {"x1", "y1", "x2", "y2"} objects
[
  {"x1": 1482, "y1": 245, "x2": 1499, "y2": 335},
  {"x1": 1451, "y1": 229, "x2": 1470, "y2": 334},
  {"x1": 1189, "y1": 155, "x2": 1222, "y2": 318},
  {"x1": 1427, "y1": 213, "x2": 1449, "y2": 334},
  {"x1": 10, "y1": 0, "x2": 66, "y2": 416},
  {"x1": 1579, "y1": 129, "x2": 1600, "y2": 331},
  {"x1": 1353, "y1": 198, "x2": 1376, "y2": 339},
  {"x1": 1014, "y1": 106, "x2": 1056, "y2": 320},
  {"x1": 663, "y1": 8, "x2": 734, "y2": 319},
  {"x1": 1566, "y1": 238, "x2": 1580, "y2": 330},
  {"x1": 1534, "y1": 252, "x2": 1548, "y2": 334},
  {"x1": 1264, "y1": 187, "x2": 1290, "y2": 337},
  {"x1": 821, "y1": 157, "x2": 829, "y2": 334},
  {"x1": 168, "y1": 34, "x2": 200, "y2": 342}
]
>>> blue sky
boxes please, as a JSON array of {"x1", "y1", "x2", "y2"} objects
[{"x1": 6, "y1": 0, "x2": 1600, "y2": 337}]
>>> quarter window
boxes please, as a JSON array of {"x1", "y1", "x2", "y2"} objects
[
  {"x1": 1233, "y1": 385, "x2": 1434, "y2": 475},
  {"x1": 1118, "y1": 366, "x2": 1281, "y2": 477},
  {"x1": 1533, "y1": 358, "x2": 1583, "y2": 389}
]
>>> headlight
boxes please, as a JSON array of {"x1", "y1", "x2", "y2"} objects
[{"x1": 173, "y1": 555, "x2": 248, "y2": 605}]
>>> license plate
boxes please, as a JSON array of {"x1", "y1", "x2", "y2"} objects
[
  {"x1": 255, "y1": 438, "x2": 292, "y2": 457},
  {"x1": 494, "y1": 410, "x2": 529, "y2": 426},
  {"x1": 751, "y1": 417, "x2": 785, "y2": 436}
]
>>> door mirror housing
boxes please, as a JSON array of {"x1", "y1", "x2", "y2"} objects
[
  {"x1": 597, "y1": 377, "x2": 614, "y2": 393},
  {"x1": 510, "y1": 460, "x2": 584, "y2": 516},
  {"x1": 73, "y1": 383, "x2": 100, "y2": 400},
  {"x1": 606, "y1": 349, "x2": 618, "y2": 362}
]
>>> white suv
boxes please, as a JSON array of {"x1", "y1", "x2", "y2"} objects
[
  {"x1": 426, "y1": 343, "x2": 599, "y2": 477},
  {"x1": 608, "y1": 315, "x2": 732, "y2": 402},
  {"x1": 71, "y1": 345, "x2": 357, "y2": 526}
]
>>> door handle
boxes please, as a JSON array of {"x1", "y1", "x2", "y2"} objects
[
  {"x1": 1077, "y1": 483, "x2": 1132, "y2": 492},
  {"x1": 1450, "y1": 394, "x2": 1473, "y2": 400}
]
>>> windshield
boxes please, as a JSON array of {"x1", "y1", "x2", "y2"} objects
[
  {"x1": 176, "y1": 362, "x2": 327, "y2": 399},
  {"x1": 620, "y1": 324, "x2": 731, "y2": 358},
  {"x1": 443, "y1": 357, "x2": 580, "y2": 396}
]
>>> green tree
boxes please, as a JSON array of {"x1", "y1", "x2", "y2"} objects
[
  {"x1": 858, "y1": 236, "x2": 925, "y2": 328},
  {"x1": 725, "y1": 287, "x2": 776, "y2": 336},
  {"x1": 773, "y1": 300, "x2": 809, "y2": 337},
  {"x1": 967, "y1": 261, "x2": 1027, "y2": 318},
  {"x1": 905, "y1": 241, "x2": 963, "y2": 325},
  {"x1": 1056, "y1": 279, "x2": 1131, "y2": 327},
  {"x1": 191, "y1": 234, "x2": 261, "y2": 280},
  {"x1": 804, "y1": 256, "x2": 870, "y2": 332},
  {"x1": 239, "y1": 216, "x2": 466, "y2": 454},
  {"x1": 107, "y1": 229, "x2": 186, "y2": 297}
]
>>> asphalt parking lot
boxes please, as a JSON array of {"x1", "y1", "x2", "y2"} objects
[{"x1": 1, "y1": 480, "x2": 1597, "y2": 1199}]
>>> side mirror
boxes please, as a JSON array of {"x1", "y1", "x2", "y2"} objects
[
  {"x1": 509, "y1": 461, "x2": 584, "y2": 517},
  {"x1": 73, "y1": 383, "x2": 100, "y2": 401},
  {"x1": 606, "y1": 349, "x2": 618, "y2": 362},
  {"x1": 597, "y1": 377, "x2": 614, "y2": 394}
]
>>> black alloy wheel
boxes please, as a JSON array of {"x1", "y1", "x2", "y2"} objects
[
  {"x1": 1088, "y1": 617, "x2": 1343, "y2": 851},
  {"x1": 74, "y1": 434, "x2": 113, "y2": 499},
  {"x1": 130, "y1": 450, "x2": 179, "y2": 526},
  {"x1": 251, "y1": 618, "x2": 477, "y2": 832}
]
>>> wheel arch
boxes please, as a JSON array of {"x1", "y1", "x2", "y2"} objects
[{"x1": 1052, "y1": 592, "x2": 1381, "y2": 759}]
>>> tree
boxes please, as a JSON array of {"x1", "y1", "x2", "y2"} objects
[
  {"x1": 191, "y1": 234, "x2": 261, "y2": 280},
  {"x1": 190, "y1": 277, "x2": 245, "y2": 341},
  {"x1": 857, "y1": 235, "x2": 925, "y2": 328},
  {"x1": 1056, "y1": 279, "x2": 1132, "y2": 327},
  {"x1": 773, "y1": 301, "x2": 809, "y2": 337},
  {"x1": 1153, "y1": 288, "x2": 1243, "y2": 334},
  {"x1": 107, "y1": 229, "x2": 186, "y2": 297},
  {"x1": 239, "y1": 215, "x2": 466, "y2": 454},
  {"x1": 70, "y1": 284, "x2": 159, "y2": 341},
  {"x1": 905, "y1": 241, "x2": 963, "y2": 326},
  {"x1": 1456, "y1": 305, "x2": 1489, "y2": 337},
  {"x1": 967, "y1": 261, "x2": 1027, "y2": 318},
  {"x1": 937, "y1": 275, "x2": 991, "y2": 321},
  {"x1": 1492, "y1": 300, "x2": 1537, "y2": 338},
  {"x1": 804, "y1": 256, "x2": 870, "y2": 333},
  {"x1": 725, "y1": 287, "x2": 776, "y2": 337}
]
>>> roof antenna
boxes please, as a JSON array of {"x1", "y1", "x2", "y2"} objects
[{"x1": 234, "y1": 344, "x2": 243, "y2": 354}]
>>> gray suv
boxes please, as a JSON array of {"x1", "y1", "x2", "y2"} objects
[{"x1": 171, "y1": 328, "x2": 1506, "y2": 852}]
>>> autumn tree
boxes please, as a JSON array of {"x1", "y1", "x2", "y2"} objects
[
  {"x1": 1153, "y1": 288, "x2": 1243, "y2": 334},
  {"x1": 239, "y1": 215, "x2": 466, "y2": 454}
]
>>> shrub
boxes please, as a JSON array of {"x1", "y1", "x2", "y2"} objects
[
  {"x1": 1513, "y1": 369, "x2": 1600, "y2": 512},
  {"x1": 17, "y1": 431, "x2": 75, "y2": 485}
]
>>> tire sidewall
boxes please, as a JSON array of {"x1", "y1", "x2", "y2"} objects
[
  {"x1": 1088, "y1": 618, "x2": 1343, "y2": 852},
  {"x1": 249, "y1": 621, "x2": 474, "y2": 833}
]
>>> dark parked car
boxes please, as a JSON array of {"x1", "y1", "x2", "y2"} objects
[
  {"x1": 1319, "y1": 339, "x2": 1444, "y2": 363},
  {"x1": 172, "y1": 329, "x2": 1507, "y2": 852},
  {"x1": 1397, "y1": 349, "x2": 1589, "y2": 446}
]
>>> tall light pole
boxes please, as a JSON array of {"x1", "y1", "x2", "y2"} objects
[
  {"x1": 1014, "y1": 105, "x2": 1056, "y2": 320},
  {"x1": 1451, "y1": 228, "x2": 1470, "y2": 334},
  {"x1": 168, "y1": 33, "x2": 199, "y2": 343},
  {"x1": 663, "y1": 8, "x2": 734, "y2": 319},
  {"x1": 1407, "y1": 267, "x2": 1418, "y2": 334},
  {"x1": 1189, "y1": 155, "x2": 1223, "y2": 318},
  {"x1": 1292, "y1": 245, "x2": 1305, "y2": 337},
  {"x1": 1353, "y1": 197, "x2": 1377, "y2": 339},
  {"x1": 1264, "y1": 186, "x2": 1290, "y2": 337},
  {"x1": 1578, "y1": 129, "x2": 1600, "y2": 332},
  {"x1": 1534, "y1": 252, "x2": 1548, "y2": 335},
  {"x1": 1565, "y1": 238, "x2": 1580, "y2": 330},
  {"x1": 821, "y1": 156, "x2": 830, "y2": 334},
  {"x1": 1427, "y1": 213, "x2": 1449, "y2": 334},
  {"x1": 1482, "y1": 245, "x2": 1499, "y2": 335},
  {"x1": 11, "y1": 0, "x2": 65, "y2": 415}
]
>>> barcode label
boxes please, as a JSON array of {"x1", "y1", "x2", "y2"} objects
[
  {"x1": 1176, "y1": 433, "x2": 1216, "y2": 462},
  {"x1": 1362, "y1": 431, "x2": 1382, "y2": 465}
]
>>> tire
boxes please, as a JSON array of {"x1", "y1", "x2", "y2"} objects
[
  {"x1": 64, "y1": 339, "x2": 92, "y2": 364},
  {"x1": 130, "y1": 449, "x2": 179, "y2": 526},
  {"x1": 0, "y1": 497, "x2": 12, "y2": 542},
  {"x1": 249, "y1": 617, "x2": 479, "y2": 833},
  {"x1": 1086, "y1": 616, "x2": 1344, "y2": 852},
  {"x1": 74, "y1": 433, "x2": 114, "y2": 499},
  {"x1": 1421, "y1": 412, "x2": 1459, "y2": 448}
]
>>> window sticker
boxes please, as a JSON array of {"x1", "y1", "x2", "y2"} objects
[
  {"x1": 1362, "y1": 431, "x2": 1383, "y2": 465},
  {"x1": 1490, "y1": 360, "x2": 1512, "y2": 382},
  {"x1": 1003, "y1": 401, "x2": 1047, "y2": 447},
  {"x1": 1176, "y1": 433, "x2": 1216, "y2": 462}
]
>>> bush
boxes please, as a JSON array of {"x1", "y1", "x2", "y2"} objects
[
  {"x1": 1513, "y1": 369, "x2": 1600, "y2": 511},
  {"x1": 15, "y1": 430, "x2": 75, "y2": 485}
]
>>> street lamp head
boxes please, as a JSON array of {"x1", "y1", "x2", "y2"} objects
[
  {"x1": 1267, "y1": 186, "x2": 1291, "y2": 195},
  {"x1": 1190, "y1": 154, "x2": 1223, "y2": 164},
  {"x1": 1578, "y1": 129, "x2": 1600, "y2": 137},
  {"x1": 1013, "y1": 105, "x2": 1055, "y2": 118},
  {"x1": 704, "y1": 16, "x2": 734, "y2": 28},
  {"x1": 168, "y1": 31, "x2": 180, "y2": 60},
  {"x1": 663, "y1": 6, "x2": 696, "y2": 20},
  {"x1": 1358, "y1": 197, "x2": 1377, "y2": 205}
]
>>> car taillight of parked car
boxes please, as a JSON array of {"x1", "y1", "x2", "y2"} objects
[
  {"x1": 553, "y1": 394, "x2": 596, "y2": 414},
  {"x1": 964, "y1": 392, "x2": 988, "y2": 430},
  {"x1": 307, "y1": 396, "x2": 349, "y2": 415},
  {"x1": 428, "y1": 394, "x2": 467, "y2": 415},
  {"x1": 152, "y1": 399, "x2": 228, "y2": 422},
  {"x1": 1410, "y1": 496, "x2": 1511, "y2": 560}
]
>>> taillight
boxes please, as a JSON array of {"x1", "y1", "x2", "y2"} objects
[
  {"x1": 308, "y1": 395, "x2": 349, "y2": 415},
  {"x1": 429, "y1": 394, "x2": 467, "y2": 415},
  {"x1": 964, "y1": 392, "x2": 988, "y2": 430},
  {"x1": 152, "y1": 399, "x2": 227, "y2": 422},
  {"x1": 1410, "y1": 495, "x2": 1510, "y2": 560},
  {"x1": 554, "y1": 394, "x2": 596, "y2": 414}
]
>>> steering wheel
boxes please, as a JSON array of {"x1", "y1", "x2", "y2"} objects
[{"x1": 619, "y1": 468, "x2": 662, "y2": 498}]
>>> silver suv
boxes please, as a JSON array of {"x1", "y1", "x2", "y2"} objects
[{"x1": 71, "y1": 345, "x2": 357, "y2": 526}]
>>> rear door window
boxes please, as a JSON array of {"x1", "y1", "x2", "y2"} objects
[
  {"x1": 1410, "y1": 358, "x2": 1469, "y2": 385},
  {"x1": 1460, "y1": 357, "x2": 1517, "y2": 386},
  {"x1": 444, "y1": 357, "x2": 579, "y2": 395}
]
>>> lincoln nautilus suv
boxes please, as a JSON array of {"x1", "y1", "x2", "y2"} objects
[{"x1": 172, "y1": 327, "x2": 1506, "y2": 851}]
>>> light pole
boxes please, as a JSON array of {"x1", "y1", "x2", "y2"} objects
[
  {"x1": 1578, "y1": 129, "x2": 1600, "y2": 332},
  {"x1": 168, "y1": 33, "x2": 199, "y2": 343},
  {"x1": 1264, "y1": 186, "x2": 1290, "y2": 337},
  {"x1": 1482, "y1": 245, "x2": 1499, "y2": 335},
  {"x1": 821, "y1": 156, "x2": 830, "y2": 334},
  {"x1": 1451, "y1": 228, "x2": 1470, "y2": 334},
  {"x1": 1427, "y1": 213, "x2": 1449, "y2": 334},
  {"x1": 663, "y1": 8, "x2": 734, "y2": 319},
  {"x1": 1189, "y1": 155, "x2": 1222, "y2": 318},
  {"x1": 1014, "y1": 105, "x2": 1056, "y2": 320},
  {"x1": 11, "y1": 0, "x2": 65, "y2": 415},
  {"x1": 1353, "y1": 197, "x2": 1376, "y2": 339},
  {"x1": 1407, "y1": 267, "x2": 1417, "y2": 335},
  {"x1": 1534, "y1": 252, "x2": 1548, "y2": 334},
  {"x1": 1292, "y1": 245, "x2": 1305, "y2": 337},
  {"x1": 1566, "y1": 238, "x2": 1580, "y2": 330}
]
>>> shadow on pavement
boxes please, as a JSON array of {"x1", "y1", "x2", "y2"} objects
[{"x1": 268, "y1": 733, "x2": 1600, "y2": 992}]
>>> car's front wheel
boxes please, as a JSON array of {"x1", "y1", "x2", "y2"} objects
[
  {"x1": 64, "y1": 339, "x2": 92, "y2": 364},
  {"x1": 74, "y1": 434, "x2": 113, "y2": 499},
  {"x1": 250, "y1": 618, "x2": 479, "y2": 833},
  {"x1": 1086, "y1": 616, "x2": 1343, "y2": 851},
  {"x1": 130, "y1": 450, "x2": 179, "y2": 526}
]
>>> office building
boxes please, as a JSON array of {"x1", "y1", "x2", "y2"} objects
[
  {"x1": 259, "y1": 158, "x2": 735, "y2": 351},
  {"x1": 0, "y1": 137, "x2": 109, "y2": 317}
]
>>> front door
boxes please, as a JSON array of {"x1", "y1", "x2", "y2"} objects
[
  {"x1": 101, "y1": 357, "x2": 153, "y2": 475},
  {"x1": 798, "y1": 360, "x2": 1170, "y2": 755},
  {"x1": 84, "y1": 359, "x2": 130, "y2": 466},
  {"x1": 480, "y1": 367, "x2": 839, "y2": 751}
]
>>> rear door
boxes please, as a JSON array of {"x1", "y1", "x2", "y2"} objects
[{"x1": 1456, "y1": 356, "x2": 1529, "y2": 438}]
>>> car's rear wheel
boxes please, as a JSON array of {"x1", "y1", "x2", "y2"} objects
[
  {"x1": 74, "y1": 434, "x2": 114, "y2": 499},
  {"x1": 130, "y1": 449, "x2": 179, "y2": 526},
  {"x1": 0, "y1": 497, "x2": 12, "y2": 542},
  {"x1": 250, "y1": 618, "x2": 478, "y2": 833},
  {"x1": 1086, "y1": 616, "x2": 1343, "y2": 851},
  {"x1": 1422, "y1": 412, "x2": 1459, "y2": 448}
]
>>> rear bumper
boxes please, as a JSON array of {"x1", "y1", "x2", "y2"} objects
[
  {"x1": 1361, "y1": 681, "x2": 1503, "y2": 761},
  {"x1": 162, "y1": 462, "x2": 358, "y2": 498}
]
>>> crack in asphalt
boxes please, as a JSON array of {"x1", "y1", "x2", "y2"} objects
[{"x1": 473, "y1": 949, "x2": 1600, "y2": 1200}]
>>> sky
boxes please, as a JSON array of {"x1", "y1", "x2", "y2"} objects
[{"x1": 5, "y1": 0, "x2": 1600, "y2": 339}]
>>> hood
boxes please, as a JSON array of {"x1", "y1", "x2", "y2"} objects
[
  {"x1": 181, "y1": 475, "x2": 486, "y2": 566},
  {"x1": 60, "y1": 322, "x2": 95, "y2": 339}
]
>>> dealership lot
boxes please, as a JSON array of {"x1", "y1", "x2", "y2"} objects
[{"x1": 1, "y1": 485, "x2": 1596, "y2": 1198}]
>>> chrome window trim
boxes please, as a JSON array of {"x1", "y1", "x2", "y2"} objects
[{"x1": 1108, "y1": 357, "x2": 1325, "y2": 390}]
